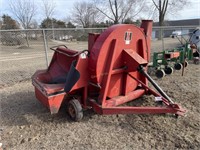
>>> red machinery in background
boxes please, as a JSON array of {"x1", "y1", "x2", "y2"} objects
[{"x1": 32, "y1": 20, "x2": 185, "y2": 121}]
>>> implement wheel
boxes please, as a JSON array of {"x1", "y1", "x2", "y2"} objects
[
  {"x1": 182, "y1": 61, "x2": 188, "y2": 68},
  {"x1": 174, "y1": 63, "x2": 183, "y2": 70},
  {"x1": 164, "y1": 66, "x2": 173, "y2": 75},
  {"x1": 193, "y1": 58, "x2": 200, "y2": 64},
  {"x1": 155, "y1": 69, "x2": 165, "y2": 78},
  {"x1": 67, "y1": 99, "x2": 83, "y2": 121}
]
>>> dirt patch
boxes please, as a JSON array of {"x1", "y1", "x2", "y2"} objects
[
  {"x1": 0, "y1": 38, "x2": 200, "y2": 149},
  {"x1": 0, "y1": 62, "x2": 200, "y2": 150},
  {"x1": 17, "y1": 46, "x2": 33, "y2": 49}
]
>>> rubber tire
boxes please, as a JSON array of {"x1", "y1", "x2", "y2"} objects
[
  {"x1": 164, "y1": 66, "x2": 173, "y2": 75},
  {"x1": 174, "y1": 63, "x2": 183, "y2": 70},
  {"x1": 155, "y1": 69, "x2": 165, "y2": 78},
  {"x1": 67, "y1": 99, "x2": 83, "y2": 122},
  {"x1": 193, "y1": 58, "x2": 200, "y2": 64},
  {"x1": 182, "y1": 61, "x2": 188, "y2": 68}
]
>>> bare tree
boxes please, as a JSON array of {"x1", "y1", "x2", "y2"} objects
[
  {"x1": 72, "y1": 1, "x2": 100, "y2": 28},
  {"x1": 151, "y1": 0, "x2": 188, "y2": 26},
  {"x1": 94, "y1": 0, "x2": 146, "y2": 24},
  {"x1": 9, "y1": 0, "x2": 37, "y2": 29},
  {"x1": 41, "y1": 0, "x2": 56, "y2": 39},
  {"x1": 9, "y1": 0, "x2": 37, "y2": 47},
  {"x1": 41, "y1": 0, "x2": 56, "y2": 19}
]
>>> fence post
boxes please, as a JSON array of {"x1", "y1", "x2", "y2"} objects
[
  {"x1": 42, "y1": 29, "x2": 49, "y2": 68},
  {"x1": 162, "y1": 27, "x2": 165, "y2": 50},
  {"x1": 181, "y1": 27, "x2": 183, "y2": 44}
]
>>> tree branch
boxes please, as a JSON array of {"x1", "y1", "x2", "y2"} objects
[
  {"x1": 109, "y1": 0, "x2": 116, "y2": 18},
  {"x1": 152, "y1": 0, "x2": 160, "y2": 10},
  {"x1": 163, "y1": 0, "x2": 169, "y2": 17},
  {"x1": 120, "y1": 1, "x2": 135, "y2": 21},
  {"x1": 95, "y1": 6, "x2": 115, "y2": 21}
]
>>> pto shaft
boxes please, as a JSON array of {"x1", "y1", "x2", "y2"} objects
[{"x1": 138, "y1": 65, "x2": 174, "y2": 104}]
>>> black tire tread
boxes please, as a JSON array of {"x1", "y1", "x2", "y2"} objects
[{"x1": 67, "y1": 99, "x2": 83, "y2": 122}]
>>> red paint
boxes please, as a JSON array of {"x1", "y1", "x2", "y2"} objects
[
  {"x1": 32, "y1": 20, "x2": 186, "y2": 117},
  {"x1": 164, "y1": 51, "x2": 180, "y2": 59},
  {"x1": 104, "y1": 89, "x2": 145, "y2": 107},
  {"x1": 35, "y1": 88, "x2": 65, "y2": 114}
]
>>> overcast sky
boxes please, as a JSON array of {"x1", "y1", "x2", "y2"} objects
[{"x1": 0, "y1": 0, "x2": 199, "y2": 23}]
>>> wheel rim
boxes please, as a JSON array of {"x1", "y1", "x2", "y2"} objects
[
  {"x1": 165, "y1": 67, "x2": 173, "y2": 74},
  {"x1": 68, "y1": 104, "x2": 76, "y2": 118},
  {"x1": 156, "y1": 69, "x2": 165, "y2": 78},
  {"x1": 174, "y1": 63, "x2": 182, "y2": 70}
]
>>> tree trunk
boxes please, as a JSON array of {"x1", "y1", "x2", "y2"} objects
[
  {"x1": 158, "y1": 15, "x2": 164, "y2": 40},
  {"x1": 158, "y1": 0, "x2": 163, "y2": 40},
  {"x1": 25, "y1": 32, "x2": 30, "y2": 47},
  {"x1": 114, "y1": 0, "x2": 119, "y2": 24}
]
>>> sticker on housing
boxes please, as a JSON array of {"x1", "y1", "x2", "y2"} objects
[
  {"x1": 124, "y1": 31, "x2": 132, "y2": 45},
  {"x1": 155, "y1": 97, "x2": 162, "y2": 102}
]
